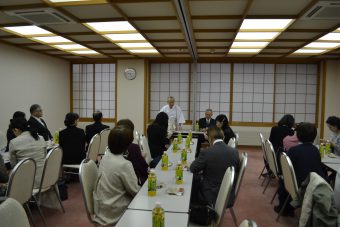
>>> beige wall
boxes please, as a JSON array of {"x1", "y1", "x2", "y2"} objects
[
  {"x1": 0, "y1": 43, "x2": 70, "y2": 135},
  {"x1": 322, "y1": 60, "x2": 340, "y2": 140},
  {"x1": 117, "y1": 59, "x2": 146, "y2": 134}
]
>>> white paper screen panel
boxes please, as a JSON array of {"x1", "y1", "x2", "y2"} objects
[
  {"x1": 73, "y1": 64, "x2": 93, "y2": 118},
  {"x1": 150, "y1": 63, "x2": 190, "y2": 120},
  {"x1": 196, "y1": 63, "x2": 231, "y2": 119},
  {"x1": 232, "y1": 64, "x2": 275, "y2": 123},
  {"x1": 72, "y1": 63, "x2": 116, "y2": 119},
  {"x1": 274, "y1": 64, "x2": 317, "y2": 123}
]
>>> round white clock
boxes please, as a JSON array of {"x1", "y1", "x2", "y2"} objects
[{"x1": 124, "y1": 68, "x2": 137, "y2": 80}]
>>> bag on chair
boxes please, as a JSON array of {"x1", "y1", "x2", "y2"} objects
[{"x1": 189, "y1": 203, "x2": 217, "y2": 226}]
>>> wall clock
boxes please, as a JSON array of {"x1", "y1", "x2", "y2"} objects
[{"x1": 124, "y1": 68, "x2": 137, "y2": 80}]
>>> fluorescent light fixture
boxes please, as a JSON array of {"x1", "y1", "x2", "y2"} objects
[
  {"x1": 32, "y1": 36, "x2": 73, "y2": 44},
  {"x1": 3, "y1": 26, "x2": 52, "y2": 36},
  {"x1": 231, "y1": 42, "x2": 269, "y2": 48},
  {"x1": 71, "y1": 50, "x2": 100, "y2": 55},
  {"x1": 49, "y1": 0, "x2": 92, "y2": 2},
  {"x1": 104, "y1": 33, "x2": 145, "y2": 41},
  {"x1": 53, "y1": 44, "x2": 87, "y2": 50},
  {"x1": 319, "y1": 33, "x2": 340, "y2": 41},
  {"x1": 235, "y1": 32, "x2": 279, "y2": 40},
  {"x1": 305, "y1": 42, "x2": 340, "y2": 49},
  {"x1": 85, "y1": 22, "x2": 136, "y2": 33},
  {"x1": 129, "y1": 49, "x2": 159, "y2": 53},
  {"x1": 116, "y1": 42, "x2": 153, "y2": 48},
  {"x1": 229, "y1": 49, "x2": 261, "y2": 53},
  {"x1": 240, "y1": 19, "x2": 293, "y2": 30},
  {"x1": 293, "y1": 49, "x2": 326, "y2": 54}
]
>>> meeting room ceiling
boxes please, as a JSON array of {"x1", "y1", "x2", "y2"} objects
[{"x1": 0, "y1": 0, "x2": 339, "y2": 62}]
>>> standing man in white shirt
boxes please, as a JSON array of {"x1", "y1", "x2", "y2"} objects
[{"x1": 160, "y1": 96, "x2": 185, "y2": 135}]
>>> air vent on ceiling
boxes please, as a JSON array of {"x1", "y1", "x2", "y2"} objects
[
  {"x1": 5, "y1": 8, "x2": 75, "y2": 25},
  {"x1": 301, "y1": 1, "x2": 340, "y2": 20}
]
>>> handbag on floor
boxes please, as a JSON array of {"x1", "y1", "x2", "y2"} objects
[
  {"x1": 58, "y1": 179, "x2": 68, "y2": 201},
  {"x1": 189, "y1": 203, "x2": 217, "y2": 226}
]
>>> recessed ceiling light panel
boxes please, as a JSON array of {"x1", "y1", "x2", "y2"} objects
[
  {"x1": 85, "y1": 21, "x2": 136, "y2": 33},
  {"x1": 3, "y1": 26, "x2": 52, "y2": 36}
]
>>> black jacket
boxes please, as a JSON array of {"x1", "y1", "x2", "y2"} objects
[
  {"x1": 269, "y1": 125, "x2": 294, "y2": 152},
  {"x1": 85, "y1": 122, "x2": 109, "y2": 144},
  {"x1": 28, "y1": 116, "x2": 52, "y2": 141},
  {"x1": 59, "y1": 126, "x2": 86, "y2": 165},
  {"x1": 223, "y1": 127, "x2": 236, "y2": 145},
  {"x1": 190, "y1": 141, "x2": 240, "y2": 205},
  {"x1": 198, "y1": 118, "x2": 216, "y2": 130},
  {"x1": 147, "y1": 123, "x2": 169, "y2": 159}
]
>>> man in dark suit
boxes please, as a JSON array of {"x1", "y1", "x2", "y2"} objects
[
  {"x1": 198, "y1": 108, "x2": 216, "y2": 132},
  {"x1": 190, "y1": 126, "x2": 239, "y2": 206},
  {"x1": 85, "y1": 111, "x2": 109, "y2": 144},
  {"x1": 28, "y1": 104, "x2": 52, "y2": 141}
]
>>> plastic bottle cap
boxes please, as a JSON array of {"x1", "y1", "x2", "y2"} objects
[
  {"x1": 163, "y1": 151, "x2": 167, "y2": 154},
  {"x1": 155, "y1": 201, "x2": 161, "y2": 207},
  {"x1": 150, "y1": 169, "x2": 155, "y2": 173},
  {"x1": 177, "y1": 161, "x2": 182, "y2": 164}
]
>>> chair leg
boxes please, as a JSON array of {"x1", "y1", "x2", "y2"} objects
[
  {"x1": 262, "y1": 177, "x2": 271, "y2": 194},
  {"x1": 33, "y1": 195, "x2": 48, "y2": 227},
  {"x1": 258, "y1": 166, "x2": 265, "y2": 179},
  {"x1": 261, "y1": 174, "x2": 268, "y2": 186},
  {"x1": 53, "y1": 184, "x2": 65, "y2": 213},
  {"x1": 271, "y1": 188, "x2": 279, "y2": 204},
  {"x1": 24, "y1": 203, "x2": 36, "y2": 227},
  {"x1": 276, "y1": 195, "x2": 290, "y2": 222},
  {"x1": 230, "y1": 207, "x2": 237, "y2": 227}
]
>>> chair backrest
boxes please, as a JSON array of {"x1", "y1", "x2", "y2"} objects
[
  {"x1": 87, "y1": 133, "x2": 101, "y2": 162},
  {"x1": 227, "y1": 137, "x2": 236, "y2": 148},
  {"x1": 264, "y1": 139, "x2": 279, "y2": 178},
  {"x1": 98, "y1": 128, "x2": 110, "y2": 155},
  {"x1": 6, "y1": 158, "x2": 36, "y2": 204},
  {"x1": 134, "y1": 130, "x2": 141, "y2": 146},
  {"x1": 39, "y1": 146, "x2": 63, "y2": 192},
  {"x1": 234, "y1": 152, "x2": 248, "y2": 200},
  {"x1": 141, "y1": 136, "x2": 152, "y2": 164},
  {"x1": 0, "y1": 198, "x2": 30, "y2": 227},
  {"x1": 259, "y1": 133, "x2": 267, "y2": 161},
  {"x1": 239, "y1": 219, "x2": 258, "y2": 227},
  {"x1": 79, "y1": 159, "x2": 98, "y2": 221},
  {"x1": 280, "y1": 152, "x2": 299, "y2": 200},
  {"x1": 215, "y1": 166, "x2": 235, "y2": 226}
]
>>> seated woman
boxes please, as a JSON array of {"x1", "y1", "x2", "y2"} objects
[
  {"x1": 147, "y1": 112, "x2": 169, "y2": 168},
  {"x1": 215, "y1": 114, "x2": 235, "y2": 145},
  {"x1": 59, "y1": 113, "x2": 86, "y2": 165},
  {"x1": 93, "y1": 126, "x2": 139, "y2": 226},
  {"x1": 116, "y1": 119, "x2": 149, "y2": 185},
  {"x1": 269, "y1": 114, "x2": 295, "y2": 153},
  {"x1": 275, "y1": 123, "x2": 325, "y2": 216},
  {"x1": 322, "y1": 116, "x2": 340, "y2": 155},
  {"x1": 6, "y1": 111, "x2": 26, "y2": 152},
  {"x1": 8, "y1": 117, "x2": 46, "y2": 188}
]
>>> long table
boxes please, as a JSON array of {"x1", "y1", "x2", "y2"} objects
[
  {"x1": 127, "y1": 139, "x2": 197, "y2": 213},
  {"x1": 116, "y1": 210, "x2": 189, "y2": 227},
  {"x1": 322, "y1": 154, "x2": 340, "y2": 171}
]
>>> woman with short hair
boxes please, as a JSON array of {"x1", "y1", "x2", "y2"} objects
[
  {"x1": 323, "y1": 116, "x2": 340, "y2": 155},
  {"x1": 59, "y1": 112, "x2": 86, "y2": 164},
  {"x1": 93, "y1": 126, "x2": 139, "y2": 225}
]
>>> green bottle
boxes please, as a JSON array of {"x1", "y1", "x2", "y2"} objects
[{"x1": 152, "y1": 202, "x2": 164, "y2": 227}]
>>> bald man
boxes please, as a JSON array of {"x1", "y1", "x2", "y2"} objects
[{"x1": 160, "y1": 96, "x2": 185, "y2": 133}]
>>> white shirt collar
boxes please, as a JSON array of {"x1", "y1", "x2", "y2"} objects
[
  {"x1": 213, "y1": 139, "x2": 224, "y2": 145},
  {"x1": 33, "y1": 116, "x2": 44, "y2": 126}
]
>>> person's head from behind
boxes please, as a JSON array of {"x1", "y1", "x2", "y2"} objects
[
  {"x1": 167, "y1": 96, "x2": 175, "y2": 109},
  {"x1": 108, "y1": 126, "x2": 133, "y2": 155},
  {"x1": 10, "y1": 111, "x2": 26, "y2": 124},
  {"x1": 207, "y1": 126, "x2": 224, "y2": 145},
  {"x1": 117, "y1": 119, "x2": 135, "y2": 131},
  {"x1": 10, "y1": 117, "x2": 28, "y2": 137},
  {"x1": 215, "y1": 114, "x2": 229, "y2": 130},
  {"x1": 296, "y1": 123, "x2": 317, "y2": 144},
  {"x1": 326, "y1": 116, "x2": 340, "y2": 133},
  {"x1": 278, "y1": 114, "x2": 295, "y2": 128},
  {"x1": 93, "y1": 111, "x2": 103, "y2": 123},
  {"x1": 30, "y1": 104, "x2": 43, "y2": 118},
  {"x1": 205, "y1": 109, "x2": 213, "y2": 120},
  {"x1": 154, "y1": 112, "x2": 169, "y2": 128},
  {"x1": 64, "y1": 112, "x2": 79, "y2": 127}
]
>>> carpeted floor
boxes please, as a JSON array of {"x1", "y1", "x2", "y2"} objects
[{"x1": 30, "y1": 147, "x2": 297, "y2": 226}]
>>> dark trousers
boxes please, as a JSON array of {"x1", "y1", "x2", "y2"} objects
[{"x1": 277, "y1": 179, "x2": 294, "y2": 211}]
